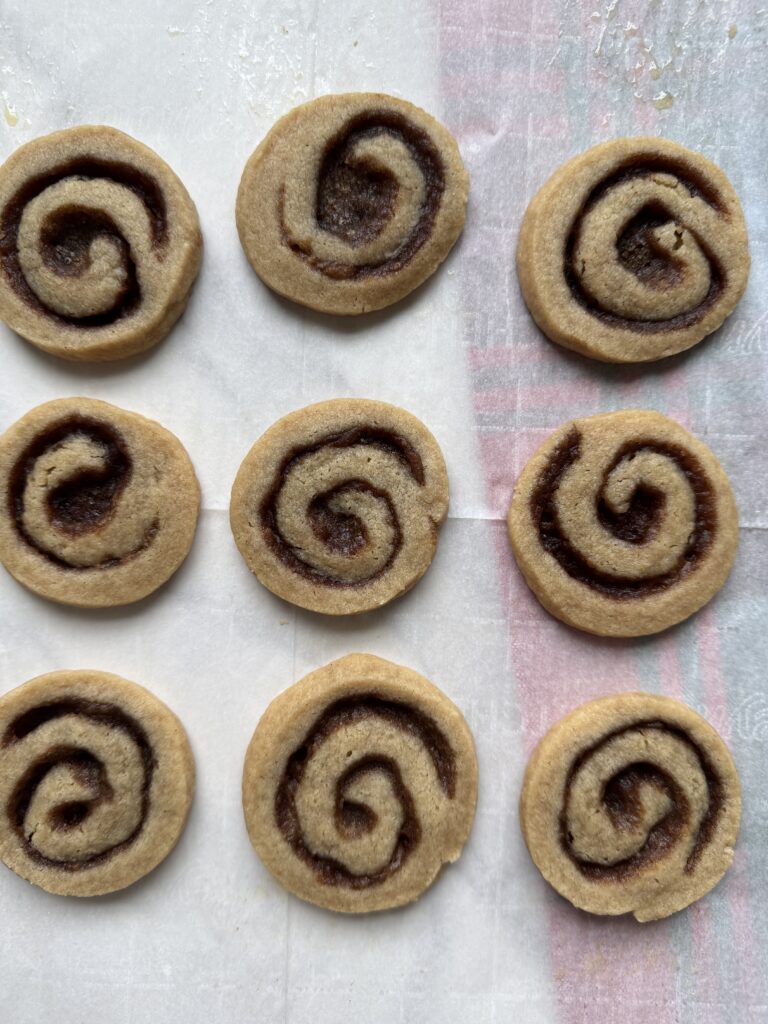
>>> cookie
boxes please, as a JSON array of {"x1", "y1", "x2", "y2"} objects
[
  {"x1": 517, "y1": 137, "x2": 749, "y2": 362},
  {"x1": 0, "y1": 670, "x2": 194, "y2": 896},
  {"x1": 242, "y1": 654, "x2": 477, "y2": 913},
  {"x1": 507, "y1": 410, "x2": 738, "y2": 637},
  {"x1": 0, "y1": 398, "x2": 200, "y2": 607},
  {"x1": 230, "y1": 399, "x2": 449, "y2": 615},
  {"x1": 0, "y1": 126, "x2": 202, "y2": 360},
  {"x1": 236, "y1": 93, "x2": 468, "y2": 315},
  {"x1": 520, "y1": 693, "x2": 741, "y2": 921}
]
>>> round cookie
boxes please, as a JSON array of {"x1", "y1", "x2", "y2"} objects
[
  {"x1": 520, "y1": 693, "x2": 741, "y2": 921},
  {"x1": 0, "y1": 126, "x2": 202, "y2": 360},
  {"x1": 0, "y1": 670, "x2": 194, "y2": 896},
  {"x1": 0, "y1": 397, "x2": 200, "y2": 607},
  {"x1": 236, "y1": 93, "x2": 469, "y2": 315},
  {"x1": 230, "y1": 399, "x2": 449, "y2": 615},
  {"x1": 507, "y1": 410, "x2": 739, "y2": 637},
  {"x1": 242, "y1": 653, "x2": 478, "y2": 913},
  {"x1": 517, "y1": 137, "x2": 749, "y2": 362}
]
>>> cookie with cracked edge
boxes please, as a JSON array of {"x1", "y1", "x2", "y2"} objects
[
  {"x1": 0, "y1": 125, "x2": 202, "y2": 361},
  {"x1": 242, "y1": 654, "x2": 478, "y2": 913},
  {"x1": 517, "y1": 137, "x2": 749, "y2": 362},
  {"x1": 507, "y1": 410, "x2": 739, "y2": 637},
  {"x1": 236, "y1": 92, "x2": 469, "y2": 315},
  {"x1": 0, "y1": 669, "x2": 194, "y2": 896},
  {"x1": 520, "y1": 693, "x2": 741, "y2": 921},
  {"x1": 229, "y1": 399, "x2": 449, "y2": 615},
  {"x1": 0, "y1": 397, "x2": 200, "y2": 607}
]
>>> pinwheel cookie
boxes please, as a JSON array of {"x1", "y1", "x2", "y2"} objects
[
  {"x1": 242, "y1": 654, "x2": 478, "y2": 912},
  {"x1": 236, "y1": 93, "x2": 468, "y2": 314},
  {"x1": 230, "y1": 399, "x2": 449, "y2": 614},
  {"x1": 520, "y1": 693, "x2": 741, "y2": 921},
  {"x1": 0, "y1": 126, "x2": 201, "y2": 360},
  {"x1": 507, "y1": 410, "x2": 739, "y2": 636},
  {"x1": 0, "y1": 670, "x2": 194, "y2": 896},
  {"x1": 0, "y1": 398, "x2": 200, "y2": 607},
  {"x1": 517, "y1": 137, "x2": 749, "y2": 362}
]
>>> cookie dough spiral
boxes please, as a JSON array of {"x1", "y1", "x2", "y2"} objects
[
  {"x1": 236, "y1": 93, "x2": 468, "y2": 314},
  {"x1": 517, "y1": 137, "x2": 749, "y2": 362},
  {"x1": 230, "y1": 400, "x2": 449, "y2": 614},
  {"x1": 242, "y1": 655, "x2": 478, "y2": 912},
  {"x1": 0, "y1": 670, "x2": 194, "y2": 896},
  {"x1": 0, "y1": 398, "x2": 200, "y2": 607},
  {"x1": 520, "y1": 694, "x2": 741, "y2": 921},
  {"x1": 507, "y1": 410, "x2": 739, "y2": 636},
  {"x1": 0, "y1": 126, "x2": 201, "y2": 360}
]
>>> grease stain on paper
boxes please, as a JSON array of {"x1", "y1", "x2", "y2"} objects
[{"x1": 2, "y1": 98, "x2": 17, "y2": 126}]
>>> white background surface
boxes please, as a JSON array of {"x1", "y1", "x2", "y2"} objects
[{"x1": 0, "y1": 2, "x2": 766, "y2": 1022}]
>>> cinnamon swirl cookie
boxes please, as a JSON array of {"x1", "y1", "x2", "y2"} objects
[
  {"x1": 0, "y1": 670, "x2": 194, "y2": 896},
  {"x1": 236, "y1": 93, "x2": 468, "y2": 314},
  {"x1": 242, "y1": 654, "x2": 478, "y2": 912},
  {"x1": 0, "y1": 126, "x2": 201, "y2": 360},
  {"x1": 507, "y1": 411, "x2": 739, "y2": 636},
  {"x1": 517, "y1": 138, "x2": 749, "y2": 362},
  {"x1": 230, "y1": 399, "x2": 449, "y2": 614},
  {"x1": 0, "y1": 398, "x2": 200, "y2": 607},
  {"x1": 520, "y1": 693, "x2": 741, "y2": 921}
]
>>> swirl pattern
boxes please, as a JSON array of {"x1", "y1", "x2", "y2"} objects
[
  {"x1": 230, "y1": 400, "x2": 449, "y2": 615},
  {"x1": 517, "y1": 138, "x2": 749, "y2": 362},
  {"x1": 0, "y1": 126, "x2": 201, "y2": 360},
  {"x1": 276, "y1": 696, "x2": 455, "y2": 888},
  {"x1": 0, "y1": 398, "x2": 200, "y2": 607},
  {"x1": 507, "y1": 410, "x2": 739, "y2": 636},
  {"x1": 236, "y1": 93, "x2": 468, "y2": 314},
  {"x1": 242, "y1": 655, "x2": 478, "y2": 912},
  {"x1": 520, "y1": 694, "x2": 741, "y2": 921},
  {"x1": 0, "y1": 671, "x2": 194, "y2": 896}
]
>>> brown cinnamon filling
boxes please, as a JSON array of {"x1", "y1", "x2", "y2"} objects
[
  {"x1": 274, "y1": 695, "x2": 455, "y2": 888},
  {"x1": 559, "y1": 720, "x2": 724, "y2": 880},
  {"x1": 0, "y1": 157, "x2": 166, "y2": 326},
  {"x1": 530, "y1": 428, "x2": 716, "y2": 598},
  {"x1": 278, "y1": 109, "x2": 445, "y2": 280},
  {"x1": 260, "y1": 426, "x2": 425, "y2": 588},
  {"x1": 307, "y1": 480, "x2": 383, "y2": 557},
  {"x1": 564, "y1": 157, "x2": 726, "y2": 332},
  {"x1": 2, "y1": 698, "x2": 154, "y2": 871},
  {"x1": 8, "y1": 415, "x2": 158, "y2": 569}
]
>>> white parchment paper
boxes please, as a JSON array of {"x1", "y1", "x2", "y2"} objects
[{"x1": 0, "y1": 2, "x2": 766, "y2": 1022}]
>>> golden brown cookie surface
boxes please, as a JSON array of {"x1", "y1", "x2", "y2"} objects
[
  {"x1": 242, "y1": 654, "x2": 478, "y2": 913},
  {"x1": 0, "y1": 126, "x2": 201, "y2": 360},
  {"x1": 517, "y1": 137, "x2": 749, "y2": 362},
  {"x1": 520, "y1": 693, "x2": 741, "y2": 921},
  {"x1": 507, "y1": 410, "x2": 739, "y2": 636},
  {"x1": 0, "y1": 670, "x2": 194, "y2": 896},
  {"x1": 0, "y1": 398, "x2": 200, "y2": 607},
  {"x1": 236, "y1": 93, "x2": 468, "y2": 315},
  {"x1": 230, "y1": 399, "x2": 449, "y2": 615}
]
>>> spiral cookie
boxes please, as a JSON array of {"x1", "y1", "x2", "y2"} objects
[
  {"x1": 0, "y1": 126, "x2": 201, "y2": 360},
  {"x1": 520, "y1": 693, "x2": 741, "y2": 921},
  {"x1": 517, "y1": 138, "x2": 749, "y2": 362},
  {"x1": 0, "y1": 670, "x2": 194, "y2": 896},
  {"x1": 242, "y1": 654, "x2": 477, "y2": 912},
  {"x1": 230, "y1": 399, "x2": 449, "y2": 614},
  {"x1": 236, "y1": 93, "x2": 468, "y2": 315},
  {"x1": 507, "y1": 410, "x2": 738, "y2": 637},
  {"x1": 0, "y1": 398, "x2": 200, "y2": 607}
]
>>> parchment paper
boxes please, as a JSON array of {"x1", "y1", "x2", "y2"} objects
[{"x1": 0, "y1": 1, "x2": 766, "y2": 1022}]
